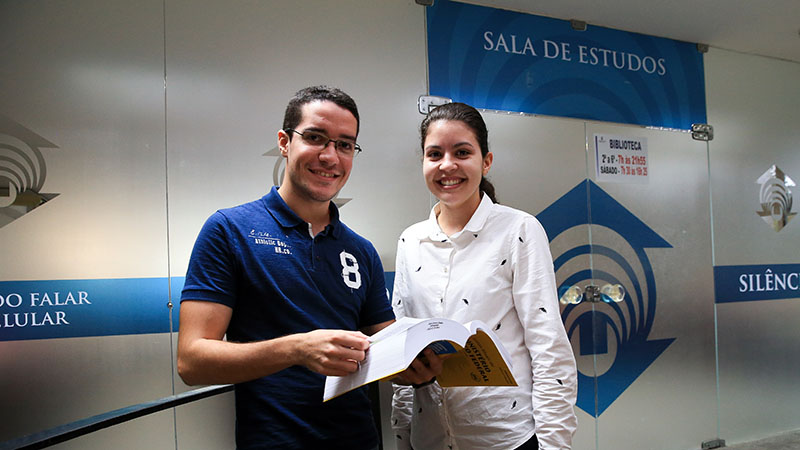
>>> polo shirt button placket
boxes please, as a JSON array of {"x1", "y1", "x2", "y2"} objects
[{"x1": 311, "y1": 237, "x2": 321, "y2": 267}]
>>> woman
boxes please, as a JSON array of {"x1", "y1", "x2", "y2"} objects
[{"x1": 391, "y1": 103, "x2": 577, "y2": 450}]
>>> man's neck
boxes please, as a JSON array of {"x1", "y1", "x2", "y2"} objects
[{"x1": 278, "y1": 186, "x2": 331, "y2": 236}]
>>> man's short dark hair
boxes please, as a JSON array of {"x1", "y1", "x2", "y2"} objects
[{"x1": 282, "y1": 85, "x2": 360, "y2": 136}]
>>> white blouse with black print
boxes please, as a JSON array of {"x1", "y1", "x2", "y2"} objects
[{"x1": 391, "y1": 194, "x2": 578, "y2": 450}]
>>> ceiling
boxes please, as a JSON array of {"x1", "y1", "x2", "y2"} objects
[{"x1": 466, "y1": 0, "x2": 800, "y2": 63}]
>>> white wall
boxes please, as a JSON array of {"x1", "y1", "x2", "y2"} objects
[{"x1": 705, "y1": 48, "x2": 800, "y2": 445}]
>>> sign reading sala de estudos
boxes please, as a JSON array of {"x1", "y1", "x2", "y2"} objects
[{"x1": 426, "y1": 0, "x2": 707, "y2": 130}]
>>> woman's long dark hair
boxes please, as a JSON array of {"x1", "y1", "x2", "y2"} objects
[{"x1": 419, "y1": 102, "x2": 497, "y2": 203}]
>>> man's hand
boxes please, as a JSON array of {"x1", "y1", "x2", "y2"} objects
[
  {"x1": 178, "y1": 301, "x2": 374, "y2": 384},
  {"x1": 391, "y1": 348, "x2": 444, "y2": 386},
  {"x1": 296, "y1": 329, "x2": 370, "y2": 376}
]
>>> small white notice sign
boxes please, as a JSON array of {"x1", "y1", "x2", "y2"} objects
[{"x1": 594, "y1": 134, "x2": 649, "y2": 183}]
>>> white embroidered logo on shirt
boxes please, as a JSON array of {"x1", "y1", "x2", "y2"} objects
[
  {"x1": 339, "y1": 250, "x2": 362, "y2": 289},
  {"x1": 249, "y1": 230, "x2": 292, "y2": 255}
]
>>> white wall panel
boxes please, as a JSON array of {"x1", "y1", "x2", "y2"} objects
[
  {"x1": 0, "y1": 0, "x2": 174, "y2": 445},
  {"x1": 706, "y1": 48, "x2": 800, "y2": 446},
  {"x1": 705, "y1": 49, "x2": 800, "y2": 265},
  {"x1": 164, "y1": 1, "x2": 431, "y2": 448},
  {"x1": 0, "y1": 0, "x2": 170, "y2": 280},
  {"x1": 165, "y1": 0, "x2": 431, "y2": 277}
]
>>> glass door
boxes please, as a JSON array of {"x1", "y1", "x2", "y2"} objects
[
  {"x1": 481, "y1": 112, "x2": 597, "y2": 449},
  {"x1": 580, "y1": 122, "x2": 717, "y2": 449},
  {"x1": 481, "y1": 111, "x2": 718, "y2": 448}
]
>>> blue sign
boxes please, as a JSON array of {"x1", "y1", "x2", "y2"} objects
[
  {"x1": 1, "y1": 274, "x2": 394, "y2": 342},
  {"x1": 426, "y1": 0, "x2": 706, "y2": 129},
  {"x1": 537, "y1": 180, "x2": 674, "y2": 416},
  {"x1": 714, "y1": 264, "x2": 800, "y2": 303},
  {"x1": 0, "y1": 278, "x2": 176, "y2": 341}
]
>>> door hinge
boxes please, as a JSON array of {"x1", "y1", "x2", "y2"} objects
[
  {"x1": 691, "y1": 123, "x2": 714, "y2": 141},
  {"x1": 701, "y1": 438, "x2": 726, "y2": 449},
  {"x1": 418, "y1": 95, "x2": 452, "y2": 114}
]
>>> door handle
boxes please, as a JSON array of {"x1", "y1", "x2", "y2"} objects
[{"x1": 559, "y1": 283, "x2": 625, "y2": 305}]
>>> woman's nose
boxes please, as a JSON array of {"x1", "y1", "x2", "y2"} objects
[{"x1": 439, "y1": 153, "x2": 456, "y2": 171}]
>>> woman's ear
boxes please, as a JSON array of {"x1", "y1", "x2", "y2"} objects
[{"x1": 483, "y1": 152, "x2": 494, "y2": 176}]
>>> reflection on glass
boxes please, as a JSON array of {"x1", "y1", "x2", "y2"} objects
[{"x1": 601, "y1": 284, "x2": 625, "y2": 303}]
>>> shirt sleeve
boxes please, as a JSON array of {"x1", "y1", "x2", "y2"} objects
[
  {"x1": 181, "y1": 211, "x2": 238, "y2": 307},
  {"x1": 358, "y1": 243, "x2": 395, "y2": 328},
  {"x1": 390, "y1": 235, "x2": 414, "y2": 450},
  {"x1": 511, "y1": 216, "x2": 578, "y2": 449}
]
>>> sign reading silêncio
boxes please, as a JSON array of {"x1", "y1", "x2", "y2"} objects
[
  {"x1": 426, "y1": 0, "x2": 707, "y2": 130},
  {"x1": 714, "y1": 264, "x2": 800, "y2": 303}
]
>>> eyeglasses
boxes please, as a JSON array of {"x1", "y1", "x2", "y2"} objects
[{"x1": 285, "y1": 128, "x2": 362, "y2": 157}]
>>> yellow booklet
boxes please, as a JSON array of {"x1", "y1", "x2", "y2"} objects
[{"x1": 323, "y1": 316, "x2": 517, "y2": 401}]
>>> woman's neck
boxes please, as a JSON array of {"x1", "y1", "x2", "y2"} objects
[{"x1": 435, "y1": 194, "x2": 482, "y2": 236}]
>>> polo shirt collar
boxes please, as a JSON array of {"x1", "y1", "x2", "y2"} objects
[
  {"x1": 262, "y1": 186, "x2": 342, "y2": 238},
  {"x1": 420, "y1": 192, "x2": 494, "y2": 241}
]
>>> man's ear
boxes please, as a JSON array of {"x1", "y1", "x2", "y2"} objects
[{"x1": 277, "y1": 130, "x2": 290, "y2": 156}]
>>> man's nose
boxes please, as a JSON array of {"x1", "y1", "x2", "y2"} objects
[{"x1": 319, "y1": 141, "x2": 339, "y2": 161}]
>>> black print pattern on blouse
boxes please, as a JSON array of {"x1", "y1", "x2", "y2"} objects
[
  {"x1": 539, "y1": 307, "x2": 547, "y2": 313},
  {"x1": 462, "y1": 298, "x2": 469, "y2": 305},
  {"x1": 501, "y1": 259, "x2": 507, "y2": 265},
  {"x1": 557, "y1": 379, "x2": 563, "y2": 385},
  {"x1": 512, "y1": 400, "x2": 517, "y2": 408},
  {"x1": 495, "y1": 323, "x2": 501, "y2": 330},
  {"x1": 519, "y1": 236, "x2": 524, "y2": 242},
  {"x1": 416, "y1": 266, "x2": 421, "y2": 272}
]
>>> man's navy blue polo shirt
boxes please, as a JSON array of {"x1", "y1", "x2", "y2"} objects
[{"x1": 182, "y1": 186, "x2": 394, "y2": 449}]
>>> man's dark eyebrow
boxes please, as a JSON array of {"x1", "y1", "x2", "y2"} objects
[
  {"x1": 301, "y1": 126, "x2": 357, "y2": 141},
  {"x1": 299, "y1": 126, "x2": 325, "y2": 133}
]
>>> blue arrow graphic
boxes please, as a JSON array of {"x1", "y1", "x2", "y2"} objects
[{"x1": 537, "y1": 179, "x2": 674, "y2": 416}]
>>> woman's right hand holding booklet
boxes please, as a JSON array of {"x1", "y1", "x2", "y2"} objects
[{"x1": 390, "y1": 347, "x2": 444, "y2": 387}]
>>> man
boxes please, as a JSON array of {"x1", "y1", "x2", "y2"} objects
[{"x1": 178, "y1": 86, "x2": 438, "y2": 449}]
